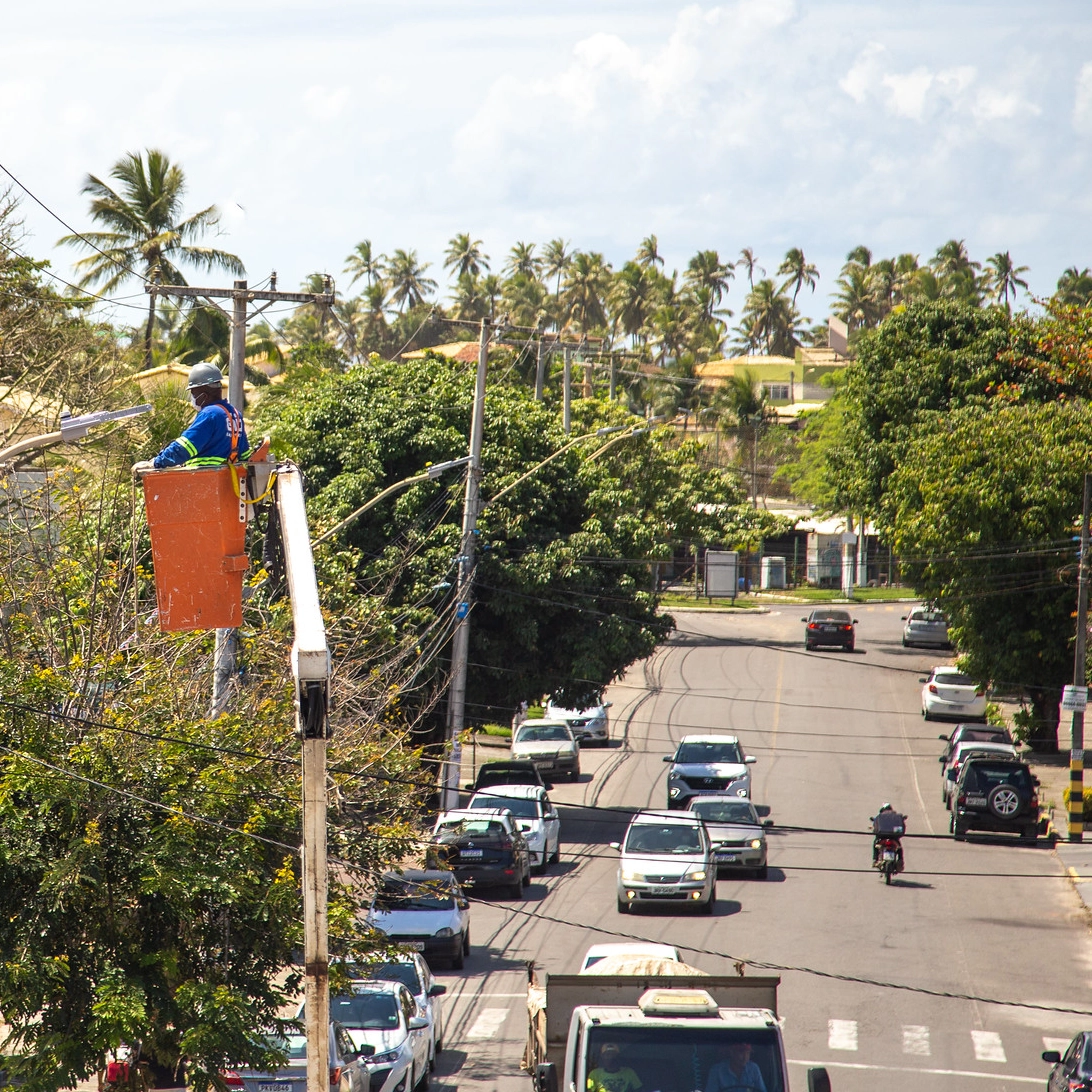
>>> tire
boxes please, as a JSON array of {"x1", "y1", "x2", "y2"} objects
[
  {"x1": 550, "y1": 839, "x2": 560, "y2": 865},
  {"x1": 463, "y1": 929, "x2": 470, "y2": 955},
  {"x1": 987, "y1": 784, "x2": 1022, "y2": 820},
  {"x1": 846, "y1": 640, "x2": 855, "y2": 653},
  {"x1": 509, "y1": 879, "x2": 524, "y2": 899},
  {"x1": 569, "y1": 766, "x2": 581, "y2": 782},
  {"x1": 416, "y1": 1062, "x2": 429, "y2": 1092},
  {"x1": 755, "y1": 864, "x2": 768, "y2": 880},
  {"x1": 923, "y1": 709, "x2": 933, "y2": 721},
  {"x1": 805, "y1": 642, "x2": 815, "y2": 651},
  {"x1": 952, "y1": 820, "x2": 966, "y2": 841},
  {"x1": 451, "y1": 944, "x2": 465, "y2": 971},
  {"x1": 522, "y1": 864, "x2": 532, "y2": 887},
  {"x1": 617, "y1": 896, "x2": 628, "y2": 913},
  {"x1": 884, "y1": 863, "x2": 893, "y2": 885},
  {"x1": 700, "y1": 893, "x2": 715, "y2": 914}
]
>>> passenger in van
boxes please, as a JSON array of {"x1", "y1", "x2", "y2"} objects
[
  {"x1": 705, "y1": 1041, "x2": 767, "y2": 1092},
  {"x1": 586, "y1": 1042, "x2": 643, "y2": 1092}
]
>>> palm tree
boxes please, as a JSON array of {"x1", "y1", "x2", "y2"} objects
[
  {"x1": 846, "y1": 245, "x2": 873, "y2": 268},
  {"x1": 344, "y1": 239, "x2": 385, "y2": 288},
  {"x1": 985, "y1": 252, "x2": 1029, "y2": 310},
  {"x1": 1056, "y1": 267, "x2": 1092, "y2": 307},
  {"x1": 931, "y1": 239, "x2": 984, "y2": 304},
  {"x1": 542, "y1": 238, "x2": 572, "y2": 312},
  {"x1": 683, "y1": 250, "x2": 734, "y2": 322},
  {"x1": 481, "y1": 274, "x2": 502, "y2": 322},
  {"x1": 714, "y1": 370, "x2": 773, "y2": 506},
  {"x1": 58, "y1": 148, "x2": 245, "y2": 368},
  {"x1": 562, "y1": 252, "x2": 611, "y2": 333},
  {"x1": 777, "y1": 248, "x2": 819, "y2": 307},
  {"x1": 503, "y1": 242, "x2": 540, "y2": 279},
  {"x1": 738, "y1": 248, "x2": 763, "y2": 291},
  {"x1": 501, "y1": 272, "x2": 547, "y2": 328},
  {"x1": 450, "y1": 273, "x2": 489, "y2": 324},
  {"x1": 832, "y1": 262, "x2": 877, "y2": 332},
  {"x1": 444, "y1": 233, "x2": 489, "y2": 281},
  {"x1": 636, "y1": 235, "x2": 665, "y2": 270},
  {"x1": 387, "y1": 249, "x2": 437, "y2": 312},
  {"x1": 733, "y1": 279, "x2": 800, "y2": 356},
  {"x1": 610, "y1": 261, "x2": 660, "y2": 348}
]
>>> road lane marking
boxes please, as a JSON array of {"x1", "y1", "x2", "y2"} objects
[
  {"x1": 466, "y1": 1009, "x2": 509, "y2": 1040},
  {"x1": 971, "y1": 1030, "x2": 1006, "y2": 1063},
  {"x1": 827, "y1": 1020, "x2": 858, "y2": 1051},
  {"x1": 788, "y1": 1059, "x2": 1038, "y2": 1084},
  {"x1": 902, "y1": 1025, "x2": 930, "y2": 1056},
  {"x1": 1068, "y1": 866, "x2": 1082, "y2": 881},
  {"x1": 1044, "y1": 1037, "x2": 1070, "y2": 1054}
]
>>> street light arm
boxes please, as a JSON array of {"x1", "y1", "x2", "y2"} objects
[
  {"x1": 0, "y1": 431, "x2": 63, "y2": 464},
  {"x1": 312, "y1": 457, "x2": 471, "y2": 547}
]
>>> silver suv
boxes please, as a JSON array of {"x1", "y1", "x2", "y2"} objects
[
  {"x1": 612, "y1": 810, "x2": 715, "y2": 914},
  {"x1": 664, "y1": 734, "x2": 755, "y2": 809}
]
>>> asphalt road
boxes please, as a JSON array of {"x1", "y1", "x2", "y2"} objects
[{"x1": 432, "y1": 603, "x2": 1092, "y2": 1092}]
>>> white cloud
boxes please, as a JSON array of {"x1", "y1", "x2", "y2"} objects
[
  {"x1": 302, "y1": 85, "x2": 350, "y2": 121},
  {"x1": 840, "y1": 42, "x2": 885, "y2": 104},
  {"x1": 882, "y1": 68, "x2": 934, "y2": 120},
  {"x1": 1075, "y1": 62, "x2": 1092, "y2": 132}
]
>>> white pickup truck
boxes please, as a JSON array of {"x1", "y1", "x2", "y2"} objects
[{"x1": 524, "y1": 963, "x2": 830, "y2": 1092}]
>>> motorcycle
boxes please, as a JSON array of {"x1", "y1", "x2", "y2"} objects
[{"x1": 870, "y1": 811, "x2": 906, "y2": 885}]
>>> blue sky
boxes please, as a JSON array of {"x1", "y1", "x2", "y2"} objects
[{"x1": 3, "y1": 1, "x2": 1091, "y2": 328}]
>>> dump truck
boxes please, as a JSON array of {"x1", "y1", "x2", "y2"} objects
[{"x1": 524, "y1": 957, "x2": 830, "y2": 1092}]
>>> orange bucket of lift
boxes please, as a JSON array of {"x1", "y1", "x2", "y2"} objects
[{"x1": 142, "y1": 465, "x2": 249, "y2": 632}]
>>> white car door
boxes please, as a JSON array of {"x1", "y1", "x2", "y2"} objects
[
  {"x1": 401, "y1": 986, "x2": 430, "y2": 1075},
  {"x1": 542, "y1": 796, "x2": 560, "y2": 858}
]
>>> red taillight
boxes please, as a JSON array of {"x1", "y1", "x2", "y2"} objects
[
  {"x1": 958, "y1": 794, "x2": 967, "y2": 806},
  {"x1": 498, "y1": 835, "x2": 513, "y2": 849},
  {"x1": 975, "y1": 687, "x2": 984, "y2": 696},
  {"x1": 928, "y1": 684, "x2": 939, "y2": 694},
  {"x1": 842, "y1": 624, "x2": 852, "y2": 631},
  {"x1": 330, "y1": 1067, "x2": 342, "y2": 1086},
  {"x1": 807, "y1": 623, "x2": 819, "y2": 629},
  {"x1": 1031, "y1": 793, "x2": 1039, "y2": 808},
  {"x1": 221, "y1": 1072, "x2": 244, "y2": 1089}
]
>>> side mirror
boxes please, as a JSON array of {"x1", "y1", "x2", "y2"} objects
[
  {"x1": 762, "y1": 819, "x2": 774, "y2": 828},
  {"x1": 900, "y1": 615, "x2": 907, "y2": 620},
  {"x1": 464, "y1": 783, "x2": 473, "y2": 790},
  {"x1": 853, "y1": 618, "x2": 859, "y2": 624},
  {"x1": 1043, "y1": 1051, "x2": 1062, "y2": 1064},
  {"x1": 609, "y1": 841, "x2": 621, "y2": 851},
  {"x1": 604, "y1": 701, "x2": 613, "y2": 708},
  {"x1": 357, "y1": 1044, "x2": 376, "y2": 1058},
  {"x1": 800, "y1": 616, "x2": 808, "y2": 622},
  {"x1": 744, "y1": 756, "x2": 757, "y2": 764},
  {"x1": 662, "y1": 755, "x2": 673, "y2": 763},
  {"x1": 428, "y1": 984, "x2": 447, "y2": 997},
  {"x1": 544, "y1": 782, "x2": 555, "y2": 790},
  {"x1": 458, "y1": 899, "x2": 469, "y2": 910},
  {"x1": 806, "y1": 1068, "x2": 831, "y2": 1092},
  {"x1": 938, "y1": 755, "x2": 945, "y2": 763},
  {"x1": 938, "y1": 734, "x2": 947, "y2": 741},
  {"x1": 918, "y1": 678, "x2": 927, "y2": 684},
  {"x1": 408, "y1": 1016, "x2": 430, "y2": 1030},
  {"x1": 536, "y1": 1062, "x2": 559, "y2": 1092},
  {"x1": 947, "y1": 768, "x2": 957, "y2": 781}
]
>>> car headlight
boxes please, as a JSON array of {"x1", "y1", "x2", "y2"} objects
[
  {"x1": 736, "y1": 788, "x2": 749, "y2": 798},
  {"x1": 668, "y1": 786, "x2": 682, "y2": 797},
  {"x1": 688, "y1": 870, "x2": 707, "y2": 881},
  {"x1": 371, "y1": 1049, "x2": 401, "y2": 1065},
  {"x1": 750, "y1": 839, "x2": 763, "y2": 850},
  {"x1": 621, "y1": 869, "x2": 643, "y2": 882},
  {"x1": 434, "y1": 927, "x2": 454, "y2": 937}
]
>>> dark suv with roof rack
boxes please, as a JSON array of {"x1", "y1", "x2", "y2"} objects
[{"x1": 950, "y1": 756, "x2": 1040, "y2": 842}]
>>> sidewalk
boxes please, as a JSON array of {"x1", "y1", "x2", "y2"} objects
[{"x1": 1054, "y1": 841, "x2": 1092, "y2": 914}]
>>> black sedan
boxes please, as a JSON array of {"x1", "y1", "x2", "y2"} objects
[
  {"x1": 802, "y1": 608, "x2": 858, "y2": 651},
  {"x1": 430, "y1": 808, "x2": 532, "y2": 898}
]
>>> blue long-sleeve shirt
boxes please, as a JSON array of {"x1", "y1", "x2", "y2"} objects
[{"x1": 153, "y1": 399, "x2": 248, "y2": 468}]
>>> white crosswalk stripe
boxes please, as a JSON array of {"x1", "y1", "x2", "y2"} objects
[
  {"x1": 902, "y1": 1025, "x2": 930, "y2": 1056},
  {"x1": 828, "y1": 1019, "x2": 858, "y2": 1051},
  {"x1": 1044, "y1": 1037, "x2": 1071, "y2": 1055},
  {"x1": 466, "y1": 1008, "x2": 509, "y2": 1040},
  {"x1": 971, "y1": 1030, "x2": 1007, "y2": 1063}
]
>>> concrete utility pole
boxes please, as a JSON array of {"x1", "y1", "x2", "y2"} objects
[
  {"x1": 444, "y1": 319, "x2": 489, "y2": 809},
  {"x1": 147, "y1": 280, "x2": 333, "y2": 717},
  {"x1": 562, "y1": 349, "x2": 572, "y2": 434},
  {"x1": 1070, "y1": 472, "x2": 1092, "y2": 842},
  {"x1": 856, "y1": 512, "x2": 869, "y2": 587},
  {"x1": 534, "y1": 339, "x2": 546, "y2": 402}
]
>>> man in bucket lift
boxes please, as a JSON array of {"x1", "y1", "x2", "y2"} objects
[{"x1": 133, "y1": 362, "x2": 248, "y2": 472}]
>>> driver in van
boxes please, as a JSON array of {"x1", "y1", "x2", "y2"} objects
[
  {"x1": 705, "y1": 1041, "x2": 767, "y2": 1092},
  {"x1": 586, "y1": 1042, "x2": 643, "y2": 1092}
]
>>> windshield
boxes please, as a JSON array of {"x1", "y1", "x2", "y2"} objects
[
  {"x1": 911, "y1": 610, "x2": 946, "y2": 622},
  {"x1": 935, "y1": 671, "x2": 974, "y2": 686},
  {"x1": 516, "y1": 724, "x2": 571, "y2": 742},
  {"x1": 375, "y1": 879, "x2": 455, "y2": 911},
  {"x1": 436, "y1": 818, "x2": 506, "y2": 839},
  {"x1": 329, "y1": 992, "x2": 401, "y2": 1030},
  {"x1": 361, "y1": 961, "x2": 422, "y2": 995},
  {"x1": 469, "y1": 795, "x2": 540, "y2": 818},
  {"x1": 625, "y1": 824, "x2": 704, "y2": 854},
  {"x1": 586, "y1": 1026, "x2": 785, "y2": 1092},
  {"x1": 811, "y1": 610, "x2": 851, "y2": 622},
  {"x1": 676, "y1": 741, "x2": 742, "y2": 764},
  {"x1": 957, "y1": 728, "x2": 1009, "y2": 744},
  {"x1": 691, "y1": 800, "x2": 758, "y2": 824}
]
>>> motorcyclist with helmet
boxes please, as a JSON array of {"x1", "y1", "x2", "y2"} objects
[{"x1": 871, "y1": 802, "x2": 907, "y2": 872}]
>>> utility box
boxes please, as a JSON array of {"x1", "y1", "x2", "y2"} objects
[
  {"x1": 760, "y1": 556, "x2": 786, "y2": 589},
  {"x1": 142, "y1": 465, "x2": 249, "y2": 631},
  {"x1": 704, "y1": 550, "x2": 739, "y2": 599}
]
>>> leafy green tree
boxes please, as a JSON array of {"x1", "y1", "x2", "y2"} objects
[
  {"x1": 562, "y1": 252, "x2": 612, "y2": 333},
  {"x1": 1055, "y1": 266, "x2": 1092, "y2": 307},
  {"x1": 449, "y1": 273, "x2": 489, "y2": 324},
  {"x1": 387, "y1": 248, "x2": 437, "y2": 312},
  {"x1": 930, "y1": 238, "x2": 984, "y2": 305},
  {"x1": 833, "y1": 250, "x2": 879, "y2": 332},
  {"x1": 443, "y1": 233, "x2": 489, "y2": 281},
  {"x1": 636, "y1": 234, "x2": 665, "y2": 270},
  {"x1": 501, "y1": 272, "x2": 548, "y2": 328},
  {"x1": 503, "y1": 241, "x2": 540, "y2": 279},
  {"x1": 610, "y1": 261, "x2": 663, "y2": 348},
  {"x1": 683, "y1": 250, "x2": 734, "y2": 322},
  {"x1": 733, "y1": 279, "x2": 800, "y2": 356},
  {"x1": 888, "y1": 401, "x2": 1092, "y2": 751},
  {"x1": 58, "y1": 149, "x2": 244, "y2": 369}
]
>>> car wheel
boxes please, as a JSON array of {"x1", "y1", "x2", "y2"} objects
[
  {"x1": 451, "y1": 943, "x2": 465, "y2": 971},
  {"x1": 550, "y1": 839, "x2": 560, "y2": 865},
  {"x1": 416, "y1": 1062, "x2": 430, "y2": 1091},
  {"x1": 522, "y1": 864, "x2": 532, "y2": 887},
  {"x1": 755, "y1": 864, "x2": 768, "y2": 880},
  {"x1": 509, "y1": 878, "x2": 524, "y2": 899},
  {"x1": 570, "y1": 766, "x2": 581, "y2": 782},
  {"x1": 617, "y1": 896, "x2": 629, "y2": 913},
  {"x1": 846, "y1": 640, "x2": 855, "y2": 652},
  {"x1": 987, "y1": 784, "x2": 1022, "y2": 820},
  {"x1": 435, "y1": 1035, "x2": 443, "y2": 1056},
  {"x1": 805, "y1": 641, "x2": 814, "y2": 651},
  {"x1": 463, "y1": 929, "x2": 470, "y2": 955},
  {"x1": 922, "y1": 709, "x2": 933, "y2": 721},
  {"x1": 700, "y1": 893, "x2": 715, "y2": 915},
  {"x1": 952, "y1": 820, "x2": 966, "y2": 841}
]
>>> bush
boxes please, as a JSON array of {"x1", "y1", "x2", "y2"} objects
[
  {"x1": 1062, "y1": 786, "x2": 1092, "y2": 822},
  {"x1": 475, "y1": 723, "x2": 511, "y2": 738}
]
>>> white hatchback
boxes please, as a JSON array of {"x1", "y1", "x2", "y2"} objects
[
  {"x1": 612, "y1": 810, "x2": 715, "y2": 914},
  {"x1": 467, "y1": 785, "x2": 561, "y2": 871},
  {"x1": 922, "y1": 666, "x2": 987, "y2": 722}
]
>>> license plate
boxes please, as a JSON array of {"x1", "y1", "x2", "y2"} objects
[
  {"x1": 716, "y1": 853, "x2": 738, "y2": 862},
  {"x1": 460, "y1": 849, "x2": 484, "y2": 858},
  {"x1": 822, "y1": 625, "x2": 836, "y2": 631},
  {"x1": 966, "y1": 795, "x2": 987, "y2": 806},
  {"x1": 259, "y1": 1084, "x2": 287, "y2": 1092},
  {"x1": 406, "y1": 941, "x2": 425, "y2": 951},
  {"x1": 648, "y1": 885, "x2": 674, "y2": 895},
  {"x1": 882, "y1": 851, "x2": 895, "y2": 861}
]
